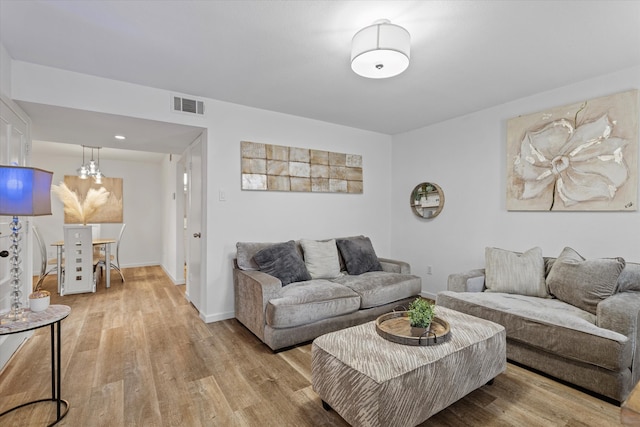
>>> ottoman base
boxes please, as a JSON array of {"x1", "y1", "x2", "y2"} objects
[{"x1": 312, "y1": 307, "x2": 506, "y2": 427}]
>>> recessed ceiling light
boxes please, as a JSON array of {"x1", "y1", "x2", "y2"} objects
[{"x1": 114, "y1": 135, "x2": 126, "y2": 140}]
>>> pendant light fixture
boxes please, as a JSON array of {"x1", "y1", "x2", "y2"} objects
[
  {"x1": 351, "y1": 19, "x2": 411, "y2": 79},
  {"x1": 77, "y1": 145, "x2": 104, "y2": 184}
]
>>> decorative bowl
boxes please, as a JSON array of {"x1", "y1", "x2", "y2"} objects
[{"x1": 29, "y1": 290, "x2": 51, "y2": 312}]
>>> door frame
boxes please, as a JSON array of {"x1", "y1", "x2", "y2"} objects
[{"x1": 0, "y1": 93, "x2": 35, "y2": 370}]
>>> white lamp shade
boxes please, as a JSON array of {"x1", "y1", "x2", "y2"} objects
[{"x1": 351, "y1": 21, "x2": 410, "y2": 79}]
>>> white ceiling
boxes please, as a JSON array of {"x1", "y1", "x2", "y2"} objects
[{"x1": 1, "y1": 1, "x2": 640, "y2": 154}]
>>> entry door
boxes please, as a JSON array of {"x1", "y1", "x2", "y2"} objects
[
  {"x1": 186, "y1": 136, "x2": 203, "y2": 313},
  {"x1": 0, "y1": 95, "x2": 31, "y2": 369}
]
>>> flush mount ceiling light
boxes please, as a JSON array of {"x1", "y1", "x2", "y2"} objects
[{"x1": 351, "y1": 19, "x2": 410, "y2": 79}]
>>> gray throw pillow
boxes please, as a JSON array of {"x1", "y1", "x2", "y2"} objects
[
  {"x1": 546, "y1": 247, "x2": 625, "y2": 314},
  {"x1": 484, "y1": 247, "x2": 548, "y2": 297},
  {"x1": 617, "y1": 262, "x2": 640, "y2": 293},
  {"x1": 300, "y1": 239, "x2": 341, "y2": 279},
  {"x1": 253, "y1": 240, "x2": 311, "y2": 285},
  {"x1": 336, "y1": 236, "x2": 383, "y2": 276}
]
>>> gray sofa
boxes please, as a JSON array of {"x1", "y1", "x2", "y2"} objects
[
  {"x1": 233, "y1": 236, "x2": 422, "y2": 351},
  {"x1": 437, "y1": 246, "x2": 640, "y2": 402}
]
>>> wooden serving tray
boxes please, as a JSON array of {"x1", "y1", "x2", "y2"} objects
[{"x1": 375, "y1": 311, "x2": 450, "y2": 346}]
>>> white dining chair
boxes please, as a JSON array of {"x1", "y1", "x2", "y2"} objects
[
  {"x1": 95, "y1": 223, "x2": 126, "y2": 283},
  {"x1": 61, "y1": 225, "x2": 96, "y2": 295},
  {"x1": 32, "y1": 225, "x2": 61, "y2": 289}
]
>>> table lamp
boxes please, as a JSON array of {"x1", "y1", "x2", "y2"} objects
[{"x1": 0, "y1": 165, "x2": 53, "y2": 321}]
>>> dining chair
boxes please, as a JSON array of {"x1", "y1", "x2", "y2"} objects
[
  {"x1": 32, "y1": 225, "x2": 61, "y2": 289},
  {"x1": 61, "y1": 225, "x2": 96, "y2": 295},
  {"x1": 95, "y1": 223, "x2": 126, "y2": 283}
]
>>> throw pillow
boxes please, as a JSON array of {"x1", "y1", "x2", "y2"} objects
[
  {"x1": 300, "y1": 239, "x2": 341, "y2": 279},
  {"x1": 253, "y1": 240, "x2": 311, "y2": 285},
  {"x1": 617, "y1": 262, "x2": 640, "y2": 293},
  {"x1": 546, "y1": 247, "x2": 625, "y2": 314},
  {"x1": 336, "y1": 236, "x2": 383, "y2": 276},
  {"x1": 484, "y1": 247, "x2": 548, "y2": 297}
]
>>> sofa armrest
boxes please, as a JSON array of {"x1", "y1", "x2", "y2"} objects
[
  {"x1": 233, "y1": 268, "x2": 282, "y2": 340},
  {"x1": 597, "y1": 291, "x2": 640, "y2": 387},
  {"x1": 378, "y1": 257, "x2": 411, "y2": 274},
  {"x1": 597, "y1": 292, "x2": 640, "y2": 338},
  {"x1": 447, "y1": 269, "x2": 486, "y2": 292}
]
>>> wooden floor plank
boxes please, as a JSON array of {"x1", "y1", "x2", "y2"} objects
[
  {"x1": 0, "y1": 266, "x2": 625, "y2": 426},
  {"x1": 123, "y1": 310, "x2": 163, "y2": 427}
]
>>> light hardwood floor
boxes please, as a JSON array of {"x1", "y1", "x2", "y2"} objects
[{"x1": 0, "y1": 266, "x2": 624, "y2": 426}]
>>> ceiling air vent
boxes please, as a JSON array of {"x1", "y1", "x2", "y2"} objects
[{"x1": 172, "y1": 95, "x2": 204, "y2": 115}]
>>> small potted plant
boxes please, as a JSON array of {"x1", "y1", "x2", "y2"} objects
[
  {"x1": 29, "y1": 282, "x2": 50, "y2": 312},
  {"x1": 407, "y1": 297, "x2": 435, "y2": 336}
]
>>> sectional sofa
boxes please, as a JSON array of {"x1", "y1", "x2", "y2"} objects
[{"x1": 437, "y1": 246, "x2": 640, "y2": 402}]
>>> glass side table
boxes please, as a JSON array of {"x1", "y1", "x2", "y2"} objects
[{"x1": 0, "y1": 305, "x2": 71, "y2": 426}]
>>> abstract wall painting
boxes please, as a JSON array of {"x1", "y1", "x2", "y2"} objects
[
  {"x1": 507, "y1": 89, "x2": 639, "y2": 211},
  {"x1": 240, "y1": 141, "x2": 363, "y2": 193},
  {"x1": 63, "y1": 175, "x2": 123, "y2": 223}
]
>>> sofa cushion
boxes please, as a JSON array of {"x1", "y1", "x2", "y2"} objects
[
  {"x1": 336, "y1": 236, "x2": 383, "y2": 275},
  {"x1": 300, "y1": 239, "x2": 341, "y2": 280},
  {"x1": 265, "y1": 280, "x2": 360, "y2": 328},
  {"x1": 437, "y1": 291, "x2": 632, "y2": 372},
  {"x1": 617, "y1": 262, "x2": 640, "y2": 293},
  {"x1": 485, "y1": 247, "x2": 548, "y2": 297},
  {"x1": 547, "y1": 247, "x2": 625, "y2": 314},
  {"x1": 332, "y1": 271, "x2": 421, "y2": 309},
  {"x1": 253, "y1": 240, "x2": 311, "y2": 285}
]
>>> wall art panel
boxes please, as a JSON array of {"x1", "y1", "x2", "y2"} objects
[
  {"x1": 63, "y1": 175, "x2": 123, "y2": 223},
  {"x1": 241, "y1": 141, "x2": 363, "y2": 193}
]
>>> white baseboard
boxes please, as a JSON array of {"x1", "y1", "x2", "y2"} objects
[
  {"x1": 121, "y1": 262, "x2": 161, "y2": 269},
  {"x1": 200, "y1": 310, "x2": 235, "y2": 323},
  {"x1": 160, "y1": 265, "x2": 185, "y2": 285}
]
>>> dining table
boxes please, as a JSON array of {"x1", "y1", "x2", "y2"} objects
[{"x1": 51, "y1": 238, "x2": 116, "y2": 292}]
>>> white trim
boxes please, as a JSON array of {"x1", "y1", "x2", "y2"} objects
[
  {"x1": 160, "y1": 264, "x2": 186, "y2": 285},
  {"x1": 200, "y1": 310, "x2": 235, "y2": 324}
]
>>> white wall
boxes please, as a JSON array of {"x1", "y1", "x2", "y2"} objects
[
  {"x1": 391, "y1": 66, "x2": 640, "y2": 298},
  {"x1": 30, "y1": 147, "x2": 165, "y2": 270},
  {"x1": 18, "y1": 57, "x2": 637, "y2": 320},
  {"x1": 201, "y1": 102, "x2": 392, "y2": 321},
  {"x1": 12, "y1": 61, "x2": 393, "y2": 322},
  {"x1": 0, "y1": 44, "x2": 11, "y2": 97}
]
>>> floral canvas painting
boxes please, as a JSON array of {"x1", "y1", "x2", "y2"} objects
[{"x1": 507, "y1": 89, "x2": 639, "y2": 211}]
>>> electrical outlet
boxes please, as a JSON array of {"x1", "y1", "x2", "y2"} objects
[{"x1": 427, "y1": 265, "x2": 433, "y2": 275}]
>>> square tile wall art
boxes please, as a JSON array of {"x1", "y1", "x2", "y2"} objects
[
  {"x1": 63, "y1": 175, "x2": 123, "y2": 223},
  {"x1": 506, "y1": 89, "x2": 639, "y2": 211},
  {"x1": 241, "y1": 141, "x2": 363, "y2": 193}
]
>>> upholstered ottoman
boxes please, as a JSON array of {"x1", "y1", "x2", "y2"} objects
[{"x1": 311, "y1": 306, "x2": 506, "y2": 427}]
